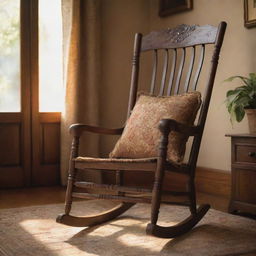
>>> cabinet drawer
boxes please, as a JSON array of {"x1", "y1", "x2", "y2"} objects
[{"x1": 234, "y1": 144, "x2": 256, "y2": 163}]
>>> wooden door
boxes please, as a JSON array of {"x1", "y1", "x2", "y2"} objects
[{"x1": 0, "y1": 0, "x2": 61, "y2": 188}]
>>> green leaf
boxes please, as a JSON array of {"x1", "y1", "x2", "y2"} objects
[
  {"x1": 233, "y1": 96, "x2": 250, "y2": 107},
  {"x1": 223, "y1": 76, "x2": 250, "y2": 86},
  {"x1": 224, "y1": 73, "x2": 256, "y2": 123},
  {"x1": 226, "y1": 90, "x2": 240, "y2": 97},
  {"x1": 234, "y1": 105, "x2": 245, "y2": 122},
  {"x1": 226, "y1": 91, "x2": 240, "y2": 100},
  {"x1": 229, "y1": 104, "x2": 237, "y2": 125},
  {"x1": 227, "y1": 102, "x2": 233, "y2": 113},
  {"x1": 249, "y1": 73, "x2": 256, "y2": 82},
  {"x1": 249, "y1": 90, "x2": 256, "y2": 98}
]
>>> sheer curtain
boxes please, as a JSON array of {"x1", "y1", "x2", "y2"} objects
[{"x1": 61, "y1": 0, "x2": 101, "y2": 185}]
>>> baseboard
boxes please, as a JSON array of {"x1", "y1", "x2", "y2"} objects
[{"x1": 195, "y1": 167, "x2": 231, "y2": 198}]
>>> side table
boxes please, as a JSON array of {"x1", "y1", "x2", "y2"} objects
[{"x1": 226, "y1": 134, "x2": 256, "y2": 215}]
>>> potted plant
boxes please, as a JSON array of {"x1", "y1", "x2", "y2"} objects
[{"x1": 224, "y1": 73, "x2": 256, "y2": 133}]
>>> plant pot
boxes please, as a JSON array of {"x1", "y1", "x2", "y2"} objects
[{"x1": 245, "y1": 109, "x2": 256, "y2": 134}]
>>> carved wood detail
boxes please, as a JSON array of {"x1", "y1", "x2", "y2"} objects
[{"x1": 142, "y1": 24, "x2": 218, "y2": 51}]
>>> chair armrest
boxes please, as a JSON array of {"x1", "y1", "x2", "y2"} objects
[
  {"x1": 158, "y1": 119, "x2": 201, "y2": 136},
  {"x1": 69, "y1": 123, "x2": 124, "y2": 137}
]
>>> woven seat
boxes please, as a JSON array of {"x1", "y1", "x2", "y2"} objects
[
  {"x1": 74, "y1": 156, "x2": 186, "y2": 173},
  {"x1": 75, "y1": 156, "x2": 157, "y2": 163}
]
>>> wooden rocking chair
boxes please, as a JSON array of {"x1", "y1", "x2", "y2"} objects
[{"x1": 57, "y1": 22, "x2": 227, "y2": 238}]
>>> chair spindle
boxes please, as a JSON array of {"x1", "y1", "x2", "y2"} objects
[
  {"x1": 159, "y1": 49, "x2": 169, "y2": 96},
  {"x1": 167, "y1": 48, "x2": 177, "y2": 96},
  {"x1": 192, "y1": 44, "x2": 205, "y2": 90},
  {"x1": 184, "y1": 46, "x2": 196, "y2": 93},
  {"x1": 150, "y1": 50, "x2": 158, "y2": 94},
  {"x1": 174, "y1": 48, "x2": 186, "y2": 95}
]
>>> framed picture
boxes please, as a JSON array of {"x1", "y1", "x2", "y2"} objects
[
  {"x1": 244, "y1": 0, "x2": 256, "y2": 27},
  {"x1": 159, "y1": 0, "x2": 193, "y2": 17}
]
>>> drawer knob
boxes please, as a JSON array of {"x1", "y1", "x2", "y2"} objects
[{"x1": 248, "y1": 152, "x2": 256, "y2": 157}]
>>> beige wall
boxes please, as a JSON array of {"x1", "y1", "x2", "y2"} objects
[
  {"x1": 149, "y1": 0, "x2": 256, "y2": 171},
  {"x1": 100, "y1": 0, "x2": 150, "y2": 156},
  {"x1": 100, "y1": 0, "x2": 256, "y2": 171}
]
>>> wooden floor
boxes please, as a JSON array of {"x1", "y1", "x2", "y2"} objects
[
  {"x1": 0, "y1": 186, "x2": 66, "y2": 209},
  {"x1": 0, "y1": 186, "x2": 229, "y2": 212}
]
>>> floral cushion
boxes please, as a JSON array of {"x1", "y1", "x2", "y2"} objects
[{"x1": 110, "y1": 92, "x2": 201, "y2": 163}]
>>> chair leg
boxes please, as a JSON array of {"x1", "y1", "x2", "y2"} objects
[
  {"x1": 63, "y1": 136, "x2": 80, "y2": 215},
  {"x1": 64, "y1": 167, "x2": 77, "y2": 215},
  {"x1": 146, "y1": 155, "x2": 166, "y2": 237},
  {"x1": 147, "y1": 130, "x2": 169, "y2": 235},
  {"x1": 116, "y1": 170, "x2": 125, "y2": 196},
  {"x1": 150, "y1": 167, "x2": 165, "y2": 225},
  {"x1": 188, "y1": 178, "x2": 197, "y2": 215}
]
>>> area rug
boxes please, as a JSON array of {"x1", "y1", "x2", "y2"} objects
[{"x1": 1, "y1": 200, "x2": 256, "y2": 256}]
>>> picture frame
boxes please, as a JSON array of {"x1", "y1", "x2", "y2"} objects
[
  {"x1": 159, "y1": 0, "x2": 193, "y2": 17},
  {"x1": 244, "y1": 0, "x2": 256, "y2": 28}
]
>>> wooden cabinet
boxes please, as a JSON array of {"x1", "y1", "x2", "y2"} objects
[{"x1": 227, "y1": 134, "x2": 256, "y2": 215}]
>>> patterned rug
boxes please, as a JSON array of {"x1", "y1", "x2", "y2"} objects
[{"x1": 0, "y1": 200, "x2": 256, "y2": 256}]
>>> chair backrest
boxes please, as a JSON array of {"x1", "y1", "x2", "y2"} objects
[{"x1": 127, "y1": 22, "x2": 226, "y2": 170}]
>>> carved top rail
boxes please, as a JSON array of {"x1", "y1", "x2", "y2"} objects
[{"x1": 141, "y1": 24, "x2": 218, "y2": 51}]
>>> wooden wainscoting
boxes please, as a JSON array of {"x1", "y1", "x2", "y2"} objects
[{"x1": 196, "y1": 167, "x2": 231, "y2": 198}]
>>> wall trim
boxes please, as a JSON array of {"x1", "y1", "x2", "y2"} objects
[{"x1": 196, "y1": 167, "x2": 231, "y2": 198}]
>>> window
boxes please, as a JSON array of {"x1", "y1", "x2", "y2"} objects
[
  {"x1": 39, "y1": 0, "x2": 63, "y2": 112},
  {"x1": 0, "y1": 0, "x2": 20, "y2": 112}
]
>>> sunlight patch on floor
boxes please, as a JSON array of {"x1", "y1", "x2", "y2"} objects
[
  {"x1": 88, "y1": 224, "x2": 123, "y2": 237},
  {"x1": 19, "y1": 219, "x2": 90, "y2": 256},
  {"x1": 20, "y1": 219, "x2": 82, "y2": 236},
  {"x1": 118, "y1": 233, "x2": 170, "y2": 253}
]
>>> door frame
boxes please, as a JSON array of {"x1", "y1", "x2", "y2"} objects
[{"x1": 0, "y1": 0, "x2": 61, "y2": 188}]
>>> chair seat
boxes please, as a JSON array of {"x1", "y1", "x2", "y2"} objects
[
  {"x1": 74, "y1": 156, "x2": 187, "y2": 173},
  {"x1": 74, "y1": 156, "x2": 158, "y2": 172},
  {"x1": 75, "y1": 156, "x2": 157, "y2": 163}
]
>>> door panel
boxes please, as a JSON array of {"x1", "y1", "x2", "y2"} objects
[
  {"x1": 41, "y1": 123, "x2": 60, "y2": 165},
  {"x1": 0, "y1": 123, "x2": 21, "y2": 165},
  {"x1": 32, "y1": 113, "x2": 60, "y2": 186},
  {"x1": 0, "y1": 111, "x2": 31, "y2": 187},
  {"x1": 0, "y1": 113, "x2": 24, "y2": 187}
]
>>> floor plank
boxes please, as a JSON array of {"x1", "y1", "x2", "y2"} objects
[{"x1": 0, "y1": 186, "x2": 66, "y2": 209}]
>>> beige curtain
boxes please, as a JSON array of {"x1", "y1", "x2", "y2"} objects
[{"x1": 61, "y1": 0, "x2": 101, "y2": 185}]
